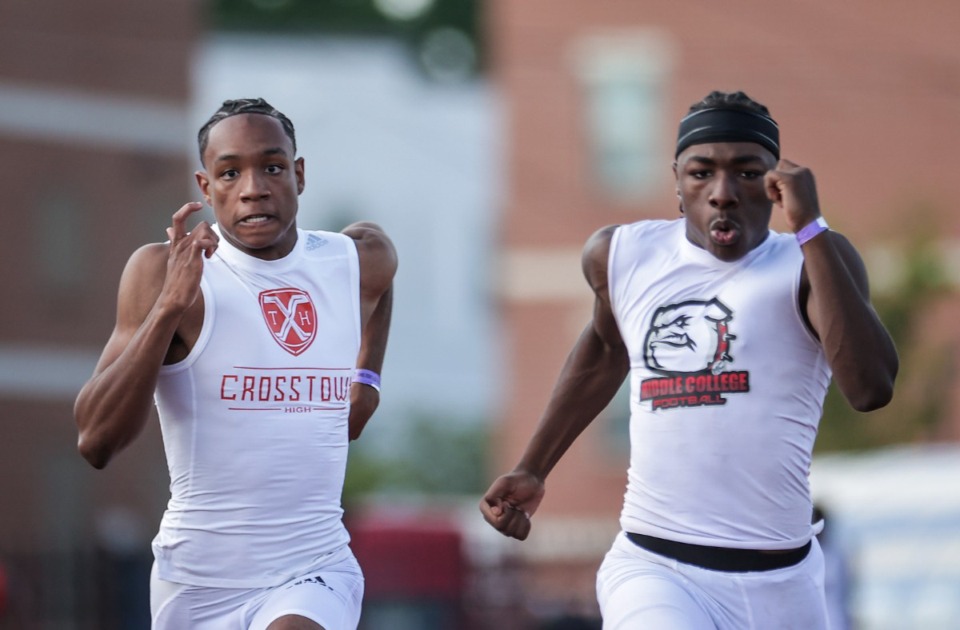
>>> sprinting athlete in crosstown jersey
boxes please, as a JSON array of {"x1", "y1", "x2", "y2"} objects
[
  {"x1": 75, "y1": 98, "x2": 397, "y2": 630},
  {"x1": 480, "y1": 90, "x2": 898, "y2": 629}
]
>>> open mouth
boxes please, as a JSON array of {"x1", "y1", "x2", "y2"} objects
[
  {"x1": 710, "y1": 219, "x2": 740, "y2": 247},
  {"x1": 239, "y1": 214, "x2": 273, "y2": 226}
]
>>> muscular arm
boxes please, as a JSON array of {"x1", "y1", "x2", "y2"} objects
[
  {"x1": 480, "y1": 226, "x2": 630, "y2": 540},
  {"x1": 766, "y1": 160, "x2": 898, "y2": 411},
  {"x1": 800, "y1": 231, "x2": 898, "y2": 410},
  {"x1": 342, "y1": 222, "x2": 397, "y2": 440},
  {"x1": 74, "y1": 203, "x2": 216, "y2": 469}
]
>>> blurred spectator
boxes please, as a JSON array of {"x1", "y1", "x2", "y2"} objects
[
  {"x1": 814, "y1": 503, "x2": 852, "y2": 630},
  {"x1": 95, "y1": 506, "x2": 152, "y2": 629},
  {"x1": 0, "y1": 558, "x2": 6, "y2": 616}
]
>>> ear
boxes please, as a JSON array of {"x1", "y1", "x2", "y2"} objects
[
  {"x1": 673, "y1": 162, "x2": 683, "y2": 213},
  {"x1": 295, "y1": 157, "x2": 305, "y2": 195},
  {"x1": 195, "y1": 171, "x2": 212, "y2": 206}
]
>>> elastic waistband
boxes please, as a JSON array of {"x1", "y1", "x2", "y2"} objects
[{"x1": 626, "y1": 532, "x2": 811, "y2": 573}]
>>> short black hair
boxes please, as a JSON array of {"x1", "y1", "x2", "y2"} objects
[
  {"x1": 197, "y1": 98, "x2": 297, "y2": 164},
  {"x1": 687, "y1": 90, "x2": 772, "y2": 118}
]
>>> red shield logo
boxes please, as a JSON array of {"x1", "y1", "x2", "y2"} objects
[{"x1": 259, "y1": 288, "x2": 317, "y2": 356}]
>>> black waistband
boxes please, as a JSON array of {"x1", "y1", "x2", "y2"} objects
[{"x1": 626, "y1": 532, "x2": 811, "y2": 573}]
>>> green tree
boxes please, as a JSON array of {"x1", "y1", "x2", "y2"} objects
[
  {"x1": 207, "y1": 0, "x2": 484, "y2": 80},
  {"x1": 816, "y1": 218, "x2": 954, "y2": 452},
  {"x1": 344, "y1": 414, "x2": 489, "y2": 503}
]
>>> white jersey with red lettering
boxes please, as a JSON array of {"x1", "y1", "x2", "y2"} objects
[
  {"x1": 152, "y1": 225, "x2": 361, "y2": 588},
  {"x1": 608, "y1": 218, "x2": 831, "y2": 549}
]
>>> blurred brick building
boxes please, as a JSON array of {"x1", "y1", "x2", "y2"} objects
[
  {"x1": 0, "y1": 1, "x2": 198, "y2": 625},
  {"x1": 486, "y1": 0, "x2": 960, "y2": 621},
  {"x1": 3, "y1": 0, "x2": 960, "y2": 627}
]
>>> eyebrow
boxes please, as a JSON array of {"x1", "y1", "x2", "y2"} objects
[{"x1": 212, "y1": 147, "x2": 290, "y2": 164}]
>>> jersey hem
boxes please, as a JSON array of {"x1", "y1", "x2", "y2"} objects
[{"x1": 152, "y1": 541, "x2": 354, "y2": 589}]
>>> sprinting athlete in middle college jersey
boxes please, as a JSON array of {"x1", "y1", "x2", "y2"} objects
[{"x1": 480, "y1": 90, "x2": 897, "y2": 629}]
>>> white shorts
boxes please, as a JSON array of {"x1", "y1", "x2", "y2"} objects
[
  {"x1": 150, "y1": 550, "x2": 364, "y2": 630},
  {"x1": 596, "y1": 532, "x2": 828, "y2": 630}
]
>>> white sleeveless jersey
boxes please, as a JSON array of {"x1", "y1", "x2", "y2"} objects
[
  {"x1": 608, "y1": 219, "x2": 831, "y2": 549},
  {"x1": 152, "y1": 225, "x2": 361, "y2": 588}
]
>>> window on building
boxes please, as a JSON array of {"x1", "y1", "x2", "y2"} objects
[{"x1": 572, "y1": 30, "x2": 674, "y2": 202}]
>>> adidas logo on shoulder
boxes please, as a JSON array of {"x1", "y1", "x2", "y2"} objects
[{"x1": 306, "y1": 234, "x2": 329, "y2": 251}]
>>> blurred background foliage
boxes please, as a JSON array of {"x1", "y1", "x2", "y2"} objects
[
  {"x1": 344, "y1": 415, "x2": 490, "y2": 501},
  {"x1": 816, "y1": 209, "x2": 956, "y2": 453},
  {"x1": 208, "y1": 0, "x2": 485, "y2": 81}
]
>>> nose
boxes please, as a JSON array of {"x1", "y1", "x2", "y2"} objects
[
  {"x1": 239, "y1": 170, "x2": 270, "y2": 202},
  {"x1": 708, "y1": 173, "x2": 738, "y2": 210}
]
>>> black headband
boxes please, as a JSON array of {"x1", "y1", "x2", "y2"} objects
[{"x1": 675, "y1": 108, "x2": 780, "y2": 159}]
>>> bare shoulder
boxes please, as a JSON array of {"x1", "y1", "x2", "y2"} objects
[
  {"x1": 801, "y1": 229, "x2": 870, "y2": 294},
  {"x1": 581, "y1": 225, "x2": 619, "y2": 291},
  {"x1": 342, "y1": 222, "x2": 396, "y2": 259},
  {"x1": 127, "y1": 241, "x2": 169, "y2": 270},
  {"x1": 119, "y1": 242, "x2": 170, "y2": 307},
  {"x1": 825, "y1": 230, "x2": 865, "y2": 265},
  {"x1": 341, "y1": 222, "x2": 398, "y2": 293}
]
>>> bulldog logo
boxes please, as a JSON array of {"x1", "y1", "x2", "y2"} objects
[
  {"x1": 640, "y1": 298, "x2": 749, "y2": 410},
  {"x1": 259, "y1": 288, "x2": 317, "y2": 356},
  {"x1": 643, "y1": 298, "x2": 734, "y2": 375}
]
